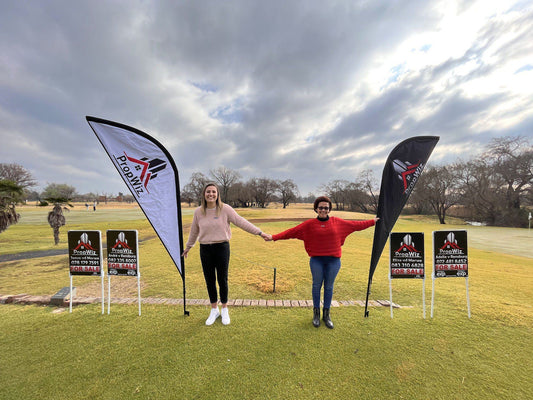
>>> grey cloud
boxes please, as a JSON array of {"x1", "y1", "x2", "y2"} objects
[{"x1": 1, "y1": 1, "x2": 531, "y2": 196}]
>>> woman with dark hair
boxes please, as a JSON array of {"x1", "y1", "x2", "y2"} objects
[
  {"x1": 183, "y1": 182, "x2": 270, "y2": 326},
  {"x1": 264, "y1": 196, "x2": 378, "y2": 329}
]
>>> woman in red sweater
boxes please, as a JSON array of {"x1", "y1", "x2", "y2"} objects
[{"x1": 266, "y1": 196, "x2": 378, "y2": 329}]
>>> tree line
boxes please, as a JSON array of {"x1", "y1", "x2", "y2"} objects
[
  {"x1": 181, "y1": 136, "x2": 532, "y2": 228},
  {"x1": 411, "y1": 136, "x2": 533, "y2": 227},
  {"x1": 181, "y1": 167, "x2": 300, "y2": 209},
  {"x1": 315, "y1": 136, "x2": 532, "y2": 228},
  {"x1": 1, "y1": 135, "x2": 532, "y2": 238}
]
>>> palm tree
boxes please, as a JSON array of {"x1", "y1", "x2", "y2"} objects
[
  {"x1": 0, "y1": 179, "x2": 24, "y2": 233},
  {"x1": 44, "y1": 197, "x2": 73, "y2": 245}
]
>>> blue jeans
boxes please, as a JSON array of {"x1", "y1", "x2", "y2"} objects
[{"x1": 309, "y1": 256, "x2": 341, "y2": 309}]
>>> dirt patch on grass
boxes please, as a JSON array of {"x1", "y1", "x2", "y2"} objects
[{"x1": 75, "y1": 277, "x2": 147, "y2": 298}]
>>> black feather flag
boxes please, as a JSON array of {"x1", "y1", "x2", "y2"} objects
[{"x1": 364, "y1": 136, "x2": 439, "y2": 317}]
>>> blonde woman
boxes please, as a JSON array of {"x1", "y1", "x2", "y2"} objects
[{"x1": 182, "y1": 182, "x2": 269, "y2": 325}]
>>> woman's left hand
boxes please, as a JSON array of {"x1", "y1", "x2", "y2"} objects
[{"x1": 260, "y1": 232, "x2": 272, "y2": 241}]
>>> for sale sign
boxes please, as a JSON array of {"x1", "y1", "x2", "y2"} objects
[
  {"x1": 390, "y1": 232, "x2": 425, "y2": 278},
  {"x1": 106, "y1": 230, "x2": 138, "y2": 276},
  {"x1": 68, "y1": 230, "x2": 103, "y2": 275},
  {"x1": 433, "y1": 230, "x2": 468, "y2": 277}
]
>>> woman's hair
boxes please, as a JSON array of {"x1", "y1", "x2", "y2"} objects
[
  {"x1": 313, "y1": 196, "x2": 332, "y2": 212},
  {"x1": 201, "y1": 182, "x2": 224, "y2": 216}
]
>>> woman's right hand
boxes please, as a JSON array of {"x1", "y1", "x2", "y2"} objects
[
  {"x1": 182, "y1": 247, "x2": 190, "y2": 258},
  {"x1": 262, "y1": 233, "x2": 273, "y2": 241}
]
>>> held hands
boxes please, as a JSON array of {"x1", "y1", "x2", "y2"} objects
[{"x1": 260, "y1": 232, "x2": 273, "y2": 242}]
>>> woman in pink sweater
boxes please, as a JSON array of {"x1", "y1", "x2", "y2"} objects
[
  {"x1": 182, "y1": 182, "x2": 269, "y2": 326},
  {"x1": 266, "y1": 196, "x2": 378, "y2": 329}
]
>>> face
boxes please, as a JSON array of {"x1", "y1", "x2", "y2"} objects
[
  {"x1": 204, "y1": 186, "x2": 218, "y2": 204},
  {"x1": 316, "y1": 201, "x2": 330, "y2": 218}
]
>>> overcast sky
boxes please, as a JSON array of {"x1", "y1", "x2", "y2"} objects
[{"x1": 1, "y1": 0, "x2": 532, "y2": 197}]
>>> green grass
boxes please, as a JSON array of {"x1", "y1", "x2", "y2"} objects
[
  {"x1": 1, "y1": 205, "x2": 532, "y2": 399},
  {"x1": 0, "y1": 304, "x2": 530, "y2": 400}
]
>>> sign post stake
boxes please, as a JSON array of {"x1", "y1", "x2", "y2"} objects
[
  {"x1": 389, "y1": 274, "x2": 393, "y2": 318},
  {"x1": 107, "y1": 276, "x2": 111, "y2": 315},
  {"x1": 430, "y1": 273, "x2": 435, "y2": 318},
  {"x1": 466, "y1": 276, "x2": 471, "y2": 318},
  {"x1": 422, "y1": 277, "x2": 426, "y2": 319},
  {"x1": 137, "y1": 272, "x2": 141, "y2": 316},
  {"x1": 69, "y1": 275, "x2": 73, "y2": 313},
  {"x1": 100, "y1": 262, "x2": 104, "y2": 314}
]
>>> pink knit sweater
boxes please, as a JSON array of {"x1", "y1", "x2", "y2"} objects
[{"x1": 186, "y1": 204, "x2": 262, "y2": 247}]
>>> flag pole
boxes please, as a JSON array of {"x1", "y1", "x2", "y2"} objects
[
  {"x1": 181, "y1": 257, "x2": 189, "y2": 316},
  {"x1": 176, "y1": 183, "x2": 189, "y2": 316},
  {"x1": 364, "y1": 277, "x2": 372, "y2": 317}
]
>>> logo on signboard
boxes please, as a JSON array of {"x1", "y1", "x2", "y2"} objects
[
  {"x1": 112, "y1": 231, "x2": 132, "y2": 250},
  {"x1": 439, "y1": 232, "x2": 463, "y2": 253},
  {"x1": 392, "y1": 159, "x2": 424, "y2": 194},
  {"x1": 394, "y1": 234, "x2": 420, "y2": 254},
  {"x1": 113, "y1": 152, "x2": 167, "y2": 195},
  {"x1": 73, "y1": 232, "x2": 96, "y2": 254}
]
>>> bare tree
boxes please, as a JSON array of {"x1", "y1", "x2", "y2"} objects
[
  {"x1": 210, "y1": 166, "x2": 241, "y2": 202},
  {"x1": 455, "y1": 136, "x2": 532, "y2": 226},
  {"x1": 180, "y1": 187, "x2": 196, "y2": 206},
  {"x1": 412, "y1": 165, "x2": 461, "y2": 224},
  {"x1": 227, "y1": 181, "x2": 254, "y2": 208},
  {"x1": 248, "y1": 177, "x2": 277, "y2": 208},
  {"x1": 0, "y1": 163, "x2": 37, "y2": 189},
  {"x1": 456, "y1": 160, "x2": 502, "y2": 225},
  {"x1": 484, "y1": 136, "x2": 533, "y2": 211},
  {"x1": 183, "y1": 172, "x2": 209, "y2": 205},
  {"x1": 344, "y1": 182, "x2": 371, "y2": 213},
  {"x1": 321, "y1": 179, "x2": 350, "y2": 210},
  {"x1": 357, "y1": 169, "x2": 379, "y2": 213},
  {"x1": 277, "y1": 179, "x2": 299, "y2": 208}
]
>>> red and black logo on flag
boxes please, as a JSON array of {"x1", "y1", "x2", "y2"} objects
[{"x1": 113, "y1": 152, "x2": 167, "y2": 195}]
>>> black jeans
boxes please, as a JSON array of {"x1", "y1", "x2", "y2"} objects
[{"x1": 200, "y1": 242, "x2": 230, "y2": 304}]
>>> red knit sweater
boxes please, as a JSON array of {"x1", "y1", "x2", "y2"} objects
[{"x1": 272, "y1": 216, "x2": 375, "y2": 257}]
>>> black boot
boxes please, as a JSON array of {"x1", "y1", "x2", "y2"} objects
[
  {"x1": 312, "y1": 307, "x2": 320, "y2": 327},
  {"x1": 323, "y1": 308, "x2": 334, "y2": 329}
]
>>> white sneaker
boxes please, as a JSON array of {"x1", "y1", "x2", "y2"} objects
[
  {"x1": 205, "y1": 308, "x2": 220, "y2": 326},
  {"x1": 221, "y1": 307, "x2": 230, "y2": 325}
]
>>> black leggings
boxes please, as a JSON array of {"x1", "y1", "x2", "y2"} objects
[{"x1": 200, "y1": 242, "x2": 230, "y2": 304}]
